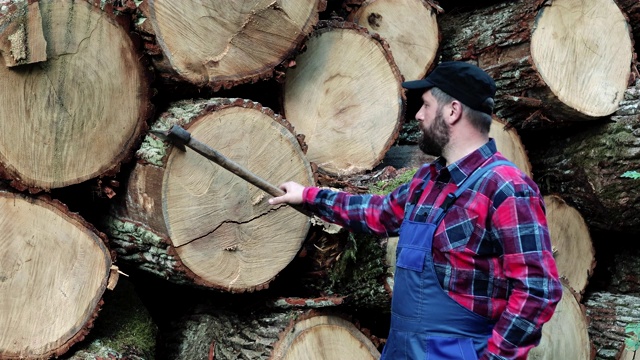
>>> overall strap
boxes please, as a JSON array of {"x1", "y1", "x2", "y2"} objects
[{"x1": 433, "y1": 160, "x2": 516, "y2": 225}]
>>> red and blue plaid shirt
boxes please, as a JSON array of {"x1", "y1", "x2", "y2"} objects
[{"x1": 303, "y1": 139, "x2": 562, "y2": 360}]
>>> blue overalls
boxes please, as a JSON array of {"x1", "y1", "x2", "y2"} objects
[{"x1": 381, "y1": 161, "x2": 513, "y2": 360}]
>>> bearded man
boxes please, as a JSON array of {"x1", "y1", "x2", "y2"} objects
[{"x1": 269, "y1": 61, "x2": 562, "y2": 360}]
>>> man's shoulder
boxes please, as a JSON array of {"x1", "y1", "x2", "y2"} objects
[{"x1": 483, "y1": 157, "x2": 542, "y2": 197}]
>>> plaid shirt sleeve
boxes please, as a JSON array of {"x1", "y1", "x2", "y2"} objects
[
  {"x1": 302, "y1": 183, "x2": 410, "y2": 236},
  {"x1": 483, "y1": 183, "x2": 563, "y2": 360}
]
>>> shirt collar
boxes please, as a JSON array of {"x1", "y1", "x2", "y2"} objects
[{"x1": 436, "y1": 139, "x2": 498, "y2": 186}]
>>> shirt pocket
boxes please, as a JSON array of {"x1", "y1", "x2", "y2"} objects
[{"x1": 434, "y1": 205, "x2": 482, "y2": 253}]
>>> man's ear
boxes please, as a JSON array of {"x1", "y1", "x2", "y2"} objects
[{"x1": 446, "y1": 100, "x2": 464, "y2": 125}]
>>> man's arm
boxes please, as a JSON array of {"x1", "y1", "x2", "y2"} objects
[
  {"x1": 269, "y1": 181, "x2": 410, "y2": 236},
  {"x1": 484, "y1": 190, "x2": 563, "y2": 360}
]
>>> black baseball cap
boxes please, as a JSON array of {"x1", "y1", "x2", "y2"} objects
[{"x1": 402, "y1": 61, "x2": 497, "y2": 115}]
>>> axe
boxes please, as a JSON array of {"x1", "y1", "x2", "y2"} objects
[{"x1": 150, "y1": 125, "x2": 311, "y2": 217}]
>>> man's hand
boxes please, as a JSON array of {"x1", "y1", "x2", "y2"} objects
[{"x1": 268, "y1": 181, "x2": 305, "y2": 205}]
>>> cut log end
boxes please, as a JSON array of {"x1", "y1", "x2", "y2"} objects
[
  {"x1": 530, "y1": 0, "x2": 632, "y2": 117},
  {"x1": 272, "y1": 315, "x2": 380, "y2": 359},
  {"x1": 349, "y1": 0, "x2": 440, "y2": 81},
  {"x1": 0, "y1": 0, "x2": 151, "y2": 191},
  {"x1": 284, "y1": 21, "x2": 404, "y2": 176},
  {"x1": 0, "y1": 191, "x2": 112, "y2": 359},
  {"x1": 141, "y1": 1, "x2": 322, "y2": 87}
]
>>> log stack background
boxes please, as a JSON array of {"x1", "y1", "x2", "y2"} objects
[{"x1": 1, "y1": 0, "x2": 640, "y2": 359}]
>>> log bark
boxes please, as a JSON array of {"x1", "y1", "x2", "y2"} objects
[
  {"x1": 0, "y1": 189, "x2": 116, "y2": 360},
  {"x1": 545, "y1": 195, "x2": 595, "y2": 299},
  {"x1": 527, "y1": 81, "x2": 640, "y2": 234},
  {"x1": 283, "y1": 20, "x2": 404, "y2": 177},
  {"x1": 134, "y1": 0, "x2": 326, "y2": 90},
  {"x1": 286, "y1": 229, "x2": 394, "y2": 312},
  {"x1": 584, "y1": 292, "x2": 640, "y2": 360},
  {"x1": 104, "y1": 98, "x2": 315, "y2": 293},
  {"x1": 528, "y1": 284, "x2": 593, "y2": 359},
  {"x1": 347, "y1": 0, "x2": 441, "y2": 82},
  {"x1": 156, "y1": 307, "x2": 381, "y2": 360},
  {"x1": 0, "y1": 0, "x2": 152, "y2": 192},
  {"x1": 438, "y1": 0, "x2": 634, "y2": 129},
  {"x1": 0, "y1": 1, "x2": 46, "y2": 66}
]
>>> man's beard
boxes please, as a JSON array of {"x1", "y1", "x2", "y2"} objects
[{"x1": 418, "y1": 109, "x2": 450, "y2": 157}]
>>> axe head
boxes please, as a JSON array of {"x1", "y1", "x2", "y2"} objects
[{"x1": 149, "y1": 125, "x2": 190, "y2": 152}]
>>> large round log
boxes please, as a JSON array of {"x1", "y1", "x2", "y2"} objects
[
  {"x1": 584, "y1": 292, "x2": 640, "y2": 360},
  {"x1": 135, "y1": 0, "x2": 325, "y2": 90},
  {"x1": 0, "y1": 0, "x2": 152, "y2": 192},
  {"x1": 527, "y1": 81, "x2": 640, "y2": 234},
  {"x1": 156, "y1": 307, "x2": 381, "y2": 360},
  {"x1": 105, "y1": 98, "x2": 314, "y2": 293},
  {"x1": 544, "y1": 195, "x2": 595, "y2": 300},
  {"x1": 0, "y1": 190, "x2": 116, "y2": 359},
  {"x1": 347, "y1": 0, "x2": 441, "y2": 81},
  {"x1": 438, "y1": 0, "x2": 633, "y2": 129},
  {"x1": 283, "y1": 20, "x2": 404, "y2": 176}
]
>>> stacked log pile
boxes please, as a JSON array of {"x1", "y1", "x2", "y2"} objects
[{"x1": 1, "y1": 0, "x2": 640, "y2": 359}]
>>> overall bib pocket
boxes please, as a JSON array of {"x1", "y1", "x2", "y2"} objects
[
  {"x1": 426, "y1": 336, "x2": 479, "y2": 360},
  {"x1": 391, "y1": 221, "x2": 433, "y2": 321},
  {"x1": 392, "y1": 247, "x2": 426, "y2": 321}
]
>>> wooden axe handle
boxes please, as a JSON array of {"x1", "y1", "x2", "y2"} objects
[{"x1": 167, "y1": 125, "x2": 311, "y2": 217}]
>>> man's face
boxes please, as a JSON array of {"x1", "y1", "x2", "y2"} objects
[{"x1": 415, "y1": 90, "x2": 450, "y2": 157}]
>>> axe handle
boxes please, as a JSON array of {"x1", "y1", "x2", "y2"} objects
[{"x1": 173, "y1": 126, "x2": 311, "y2": 217}]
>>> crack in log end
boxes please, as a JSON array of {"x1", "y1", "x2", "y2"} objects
[{"x1": 174, "y1": 206, "x2": 291, "y2": 249}]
